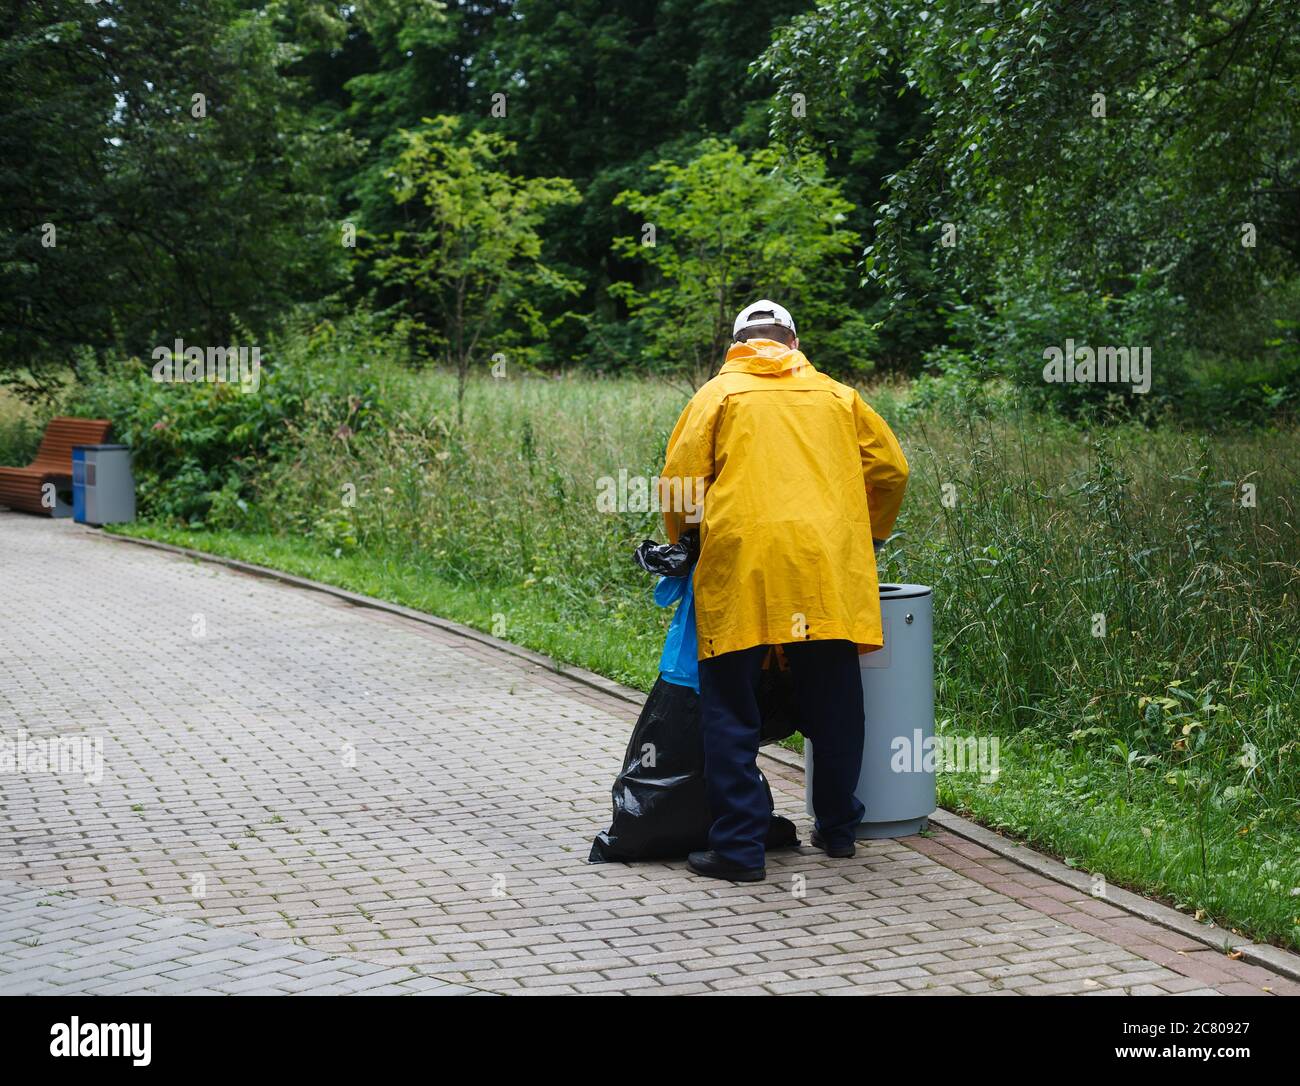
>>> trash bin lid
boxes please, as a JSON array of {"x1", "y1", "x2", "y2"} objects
[{"x1": 878, "y1": 583, "x2": 931, "y2": 599}]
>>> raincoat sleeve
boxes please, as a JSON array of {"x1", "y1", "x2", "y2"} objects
[
  {"x1": 660, "y1": 392, "x2": 717, "y2": 545},
  {"x1": 854, "y1": 394, "x2": 909, "y2": 540}
]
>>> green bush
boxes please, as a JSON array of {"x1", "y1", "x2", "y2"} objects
[
  {"x1": 64, "y1": 311, "x2": 405, "y2": 525},
  {"x1": 0, "y1": 401, "x2": 46, "y2": 466},
  {"x1": 981, "y1": 272, "x2": 1183, "y2": 419},
  {"x1": 904, "y1": 345, "x2": 1014, "y2": 421},
  {"x1": 1166, "y1": 346, "x2": 1300, "y2": 426},
  {"x1": 906, "y1": 276, "x2": 1300, "y2": 426}
]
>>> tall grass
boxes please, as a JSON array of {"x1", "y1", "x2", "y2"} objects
[
  {"x1": 894, "y1": 409, "x2": 1300, "y2": 937},
  {"x1": 231, "y1": 372, "x2": 682, "y2": 680},
  {"x1": 0, "y1": 389, "x2": 45, "y2": 466}
]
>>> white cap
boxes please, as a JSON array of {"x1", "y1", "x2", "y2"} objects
[{"x1": 733, "y1": 299, "x2": 796, "y2": 340}]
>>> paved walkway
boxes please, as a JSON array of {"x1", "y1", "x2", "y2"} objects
[
  {"x1": 0, "y1": 878, "x2": 475, "y2": 995},
  {"x1": 1, "y1": 512, "x2": 1296, "y2": 995}
]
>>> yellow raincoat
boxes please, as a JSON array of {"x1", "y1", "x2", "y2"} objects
[{"x1": 660, "y1": 339, "x2": 909, "y2": 660}]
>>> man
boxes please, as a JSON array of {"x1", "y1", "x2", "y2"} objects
[{"x1": 659, "y1": 300, "x2": 909, "y2": 882}]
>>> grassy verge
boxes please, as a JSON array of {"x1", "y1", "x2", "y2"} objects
[
  {"x1": 938, "y1": 743, "x2": 1299, "y2": 952},
  {"x1": 0, "y1": 387, "x2": 48, "y2": 466}
]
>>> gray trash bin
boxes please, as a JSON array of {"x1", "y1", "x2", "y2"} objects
[
  {"x1": 806, "y1": 583, "x2": 935, "y2": 839},
  {"x1": 72, "y1": 444, "x2": 136, "y2": 526}
]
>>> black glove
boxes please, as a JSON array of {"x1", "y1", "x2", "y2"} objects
[{"x1": 633, "y1": 529, "x2": 699, "y2": 577}]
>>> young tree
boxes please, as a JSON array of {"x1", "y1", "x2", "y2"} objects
[
  {"x1": 371, "y1": 115, "x2": 581, "y2": 421},
  {"x1": 610, "y1": 139, "x2": 870, "y2": 385}
]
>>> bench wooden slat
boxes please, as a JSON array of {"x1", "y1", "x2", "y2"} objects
[{"x1": 0, "y1": 416, "x2": 113, "y2": 515}]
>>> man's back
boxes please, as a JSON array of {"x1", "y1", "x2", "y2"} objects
[{"x1": 661, "y1": 338, "x2": 908, "y2": 660}]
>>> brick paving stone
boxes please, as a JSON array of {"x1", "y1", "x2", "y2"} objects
[
  {"x1": 0, "y1": 879, "x2": 470, "y2": 995},
  {"x1": 2, "y1": 513, "x2": 1298, "y2": 996}
]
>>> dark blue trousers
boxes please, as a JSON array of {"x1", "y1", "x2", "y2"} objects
[{"x1": 697, "y1": 639, "x2": 866, "y2": 869}]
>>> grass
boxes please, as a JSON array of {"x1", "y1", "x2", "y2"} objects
[
  {"x1": 0, "y1": 386, "x2": 46, "y2": 465},
  {"x1": 75, "y1": 362, "x2": 1300, "y2": 952}
]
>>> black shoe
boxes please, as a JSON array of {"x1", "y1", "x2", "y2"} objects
[
  {"x1": 810, "y1": 828, "x2": 856, "y2": 858},
  {"x1": 686, "y1": 850, "x2": 766, "y2": 883}
]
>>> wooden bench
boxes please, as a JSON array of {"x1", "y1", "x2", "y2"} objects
[{"x1": 0, "y1": 416, "x2": 114, "y2": 516}]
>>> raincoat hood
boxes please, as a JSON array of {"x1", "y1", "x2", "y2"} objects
[{"x1": 720, "y1": 339, "x2": 809, "y2": 378}]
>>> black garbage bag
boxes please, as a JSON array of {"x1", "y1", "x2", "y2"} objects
[
  {"x1": 633, "y1": 529, "x2": 699, "y2": 577},
  {"x1": 589, "y1": 673, "x2": 801, "y2": 863}
]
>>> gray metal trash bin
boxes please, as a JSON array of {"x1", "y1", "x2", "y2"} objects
[
  {"x1": 72, "y1": 444, "x2": 136, "y2": 526},
  {"x1": 806, "y1": 583, "x2": 935, "y2": 839}
]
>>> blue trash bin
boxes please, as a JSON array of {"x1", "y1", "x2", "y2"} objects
[{"x1": 72, "y1": 444, "x2": 136, "y2": 526}]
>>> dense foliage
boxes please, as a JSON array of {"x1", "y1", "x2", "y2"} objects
[
  {"x1": 370, "y1": 115, "x2": 582, "y2": 416},
  {"x1": 3, "y1": 0, "x2": 1298, "y2": 408},
  {"x1": 63, "y1": 313, "x2": 395, "y2": 523},
  {"x1": 761, "y1": 0, "x2": 1300, "y2": 414},
  {"x1": 0, "y1": 0, "x2": 350, "y2": 396},
  {"x1": 610, "y1": 140, "x2": 870, "y2": 382}
]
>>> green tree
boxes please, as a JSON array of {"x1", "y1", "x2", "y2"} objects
[
  {"x1": 761, "y1": 0, "x2": 1300, "y2": 347},
  {"x1": 611, "y1": 139, "x2": 869, "y2": 385},
  {"x1": 296, "y1": 0, "x2": 479, "y2": 271},
  {"x1": 471, "y1": 0, "x2": 811, "y2": 369},
  {"x1": 0, "y1": 0, "x2": 350, "y2": 394},
  {"x1": 370, "y1": 115, "x2": 581, "y2": 421}
]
